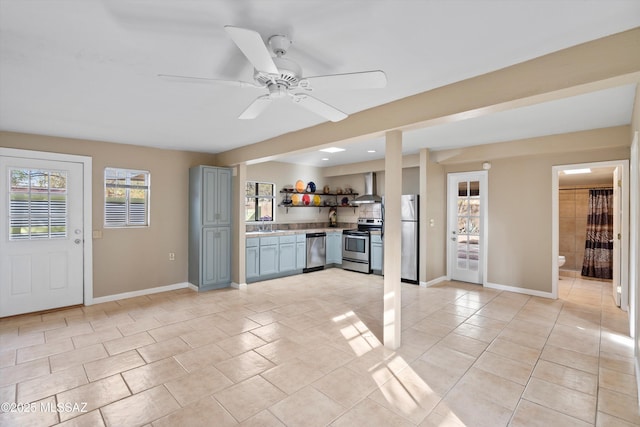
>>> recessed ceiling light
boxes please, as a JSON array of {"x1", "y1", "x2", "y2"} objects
[
  {"x1": 367, "y1": 150, "x2": 376, "y2": 153},
  {"x1": 563, "y1": 168, "x2": 592, "y2": 175},
  {"x1": 321, "y1": 158, "x2": 329, "y2": 161},
  {"x1": 319, "y1": 147, "x2": 345, "y2": 153}
]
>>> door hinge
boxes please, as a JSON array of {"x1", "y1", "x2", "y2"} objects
[{"x1": 618, "y1": 179, "x2": 622, "y2": 188}]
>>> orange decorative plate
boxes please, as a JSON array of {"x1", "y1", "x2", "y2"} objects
[
  {"x1": 291, "y1": 194, "x2": 300, "y2": 205},
  {"x1": 295, "y1": 180, "x2": 305, "y2": 193}
]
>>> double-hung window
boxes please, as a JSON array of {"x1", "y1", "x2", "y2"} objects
[
  {"x1": 104, "y1": 168, "x2": 150, "y2": 227},
  {"x1": 245, "y1": 182, "x2": 275, "y2": 222}
]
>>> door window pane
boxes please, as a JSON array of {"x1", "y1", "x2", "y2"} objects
[{"x1": 9, "y1": 169, "x2": 68, "y2": 240}]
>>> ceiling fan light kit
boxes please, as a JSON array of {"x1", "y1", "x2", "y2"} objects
[{"x1": 160, "y1": 25, "x2": 387, "y2": 122}]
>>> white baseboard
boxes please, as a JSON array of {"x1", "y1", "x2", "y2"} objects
[
  {"x1": 635, "y1": 357, "x2": 640, "y2": 406},
  {"x1": 484, "y1": 282, "x2": 555, "y2": 299},
  {"x1": 231, "y1": 282, "x2": 248, "y2": 290},
  {"x1": 422, "y1": 276, "x2": 448, "y2": 287},
  {"x1": 90, "y1": 282, "x2": 193, "y2": 305}
]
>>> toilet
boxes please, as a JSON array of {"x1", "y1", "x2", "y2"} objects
[{"x1": 558, "y1": 256, "x2": 566, "y2": 267}]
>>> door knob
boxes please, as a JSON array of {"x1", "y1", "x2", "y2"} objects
[{"x1": 74, "y1": 239, "x2": 82, "y2": 244}]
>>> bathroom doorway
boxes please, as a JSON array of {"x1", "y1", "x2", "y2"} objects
[{"x1": 552, "y1": 160, "x2": 629, "y2": 308}]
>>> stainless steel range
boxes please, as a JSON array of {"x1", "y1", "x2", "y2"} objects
[{"x1": 342, "y1": 218, "x2": 383, "y2": 273}]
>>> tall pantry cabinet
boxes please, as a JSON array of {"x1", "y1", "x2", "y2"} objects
[{"x1": 189, "y1": 166, "x2": 232, "y2": 291}]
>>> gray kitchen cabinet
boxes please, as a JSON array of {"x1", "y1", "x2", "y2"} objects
[
  {"x1": 326, "y1": 231, "x2": 342, "y2": 265},
  {"x1": 278, "y1": 235, "x2": 296, "y2": 273},
  {"x1": 371, "y1": 233, "x2": 383, "y2": 274},
  {"x1": 259, "y1": 236, "x2": 279, "y2": 276},
  {"x1": 246, "y1": 238, "x2": 260, "y2": 280},
  {"x1": 296, "y1": 234, "x2": 306, "y2": 270},
  {"x1": 189, "y1": 166, "x2": 233, "y2": 291}
]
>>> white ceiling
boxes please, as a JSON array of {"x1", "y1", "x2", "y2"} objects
[{"x1": 1, "y1": 1, "x2": 639, "y2": 166}]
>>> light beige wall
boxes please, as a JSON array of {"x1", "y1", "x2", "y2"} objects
[
  {"x1": 425, "y1": 160, "x2": 446, "y2": 281},
  {"x1": 0, "y1": 131, "x2": 217, "y2": 298},
  {"x1": 444, "y1": 144, "x2": 629, "y2": 293}
]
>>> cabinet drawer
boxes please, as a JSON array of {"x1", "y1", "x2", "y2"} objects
[
  {"x1": 279, "y1": 235, "x2": 296, "y2": 244},
  {"x1": 296, "y1": 233, "x2": 306, "y2": 243},
  {"x1": 246, "y1": 238, "x2": 259, "y2": 248},
  {"x1": 260, "y1": 236, "x2": 279, "y2": 246}
]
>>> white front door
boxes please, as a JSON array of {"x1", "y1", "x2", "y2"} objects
[
  {"x1": 0, "y1": 156, "x2": 85, "y2": 317},
  {"x1": 447, "y1": 172, "x2": 487, "y2": 284}
]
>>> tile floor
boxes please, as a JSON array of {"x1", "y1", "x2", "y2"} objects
[{"x1": 0, "y1": 270, "x2": 638, "y2": 426}]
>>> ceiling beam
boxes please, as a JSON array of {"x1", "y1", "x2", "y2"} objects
[{"x1": 216, "y1": 27, "x2": 640, "y2": 166}]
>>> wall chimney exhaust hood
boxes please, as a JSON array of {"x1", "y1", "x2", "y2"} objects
[{"x1": 352, "y1": 172, "x2": 382, "y2": 204}]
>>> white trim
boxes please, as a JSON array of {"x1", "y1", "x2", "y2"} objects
[
  {"x1": 231, "y1": 282, "x2": 248, "y2": 290},
  {"x1": 187, "y1": 283, "x2": 198, "y2": 292},
  {"x1": 485, "y1": 282, "x2": 555, "y2": 299},
  {"x1": 91, "y1": 282, "x2": 193, "y2": 304},
  {"x1": 421, "y1": 276, "x2": 448, "y2": 287},
  {"x1": 0, "y1": 148, "x2": 94, "y2": 306},
  {"x1": 552, "y1": 160, "x2": 629, "y2": 304}
]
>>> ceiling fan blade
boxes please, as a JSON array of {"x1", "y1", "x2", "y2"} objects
[
  {"x1": 239, "y1": 95, "x2": 272, "y2": 119},
  {"x1": 224, "y1": 26, "x2": 279, "y2": 75},
  {"x1": 303, "y1": 70, "x2": 387, "y2": 90},
  {"x1": 158, "y1": 74, "x2": 260, "y2": 88},
  {"x1": 292, "y1": 94, "x2": 347, "y2": 122}
]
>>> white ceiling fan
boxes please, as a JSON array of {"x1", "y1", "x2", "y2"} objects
[{"x1": 159, "y1": 26, "x2": 387, "y2": 122}]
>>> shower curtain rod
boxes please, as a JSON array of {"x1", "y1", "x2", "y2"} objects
[{"x1": 559, "y1": 187, "x2": 613, "y2": 191}]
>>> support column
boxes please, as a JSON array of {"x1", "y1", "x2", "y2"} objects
[
  {"x1": 384, "y1": 130, "x2": 402, "y2": 349},
  {"x1": 419, "y1": 149, "x2": 429, "y2": 285},
  {"x1": 233, "y1": 163, "x2": 247, "y2": 288}
]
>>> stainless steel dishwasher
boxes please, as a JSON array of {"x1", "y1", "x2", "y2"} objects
[{"x1": 304, "y1": 232, "x2": 326, "y2": 273}]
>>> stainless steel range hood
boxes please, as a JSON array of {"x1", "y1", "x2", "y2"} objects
[{"x1": 352, "y1": 172, "x2": 382, "y2": 204}]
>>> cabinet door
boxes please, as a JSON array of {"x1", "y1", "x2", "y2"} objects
[
  {"x1": 259, "y1": 245, "x2": 279, "y2": 276},
  {"x1": 216, "y1": 227, "x2": 231, "y2": 283},
  {"x1": 246, "y1": 246, "x2": 260, "y2": 279},
  {"x1": 371, "y1": 242, "x2": 383, "y2": 272},
  {"x1": 296, "y1": 242, "x2": 306, "y2": 269},
  {"x1": 326, "y1": 233, "x2": 342, "y2": 264},
  {"x1": 202, "y1": 168, "x2": 218, "y2": 226},
  {"x1": 216, "y1": 168, "x2": 232, "y2": 226},
  {"x1": 279, "y1": 242, "x2": 296, "y2": 272},
  {"x1": 202, "y1": 227, "x2": 231, "y2": 285}
]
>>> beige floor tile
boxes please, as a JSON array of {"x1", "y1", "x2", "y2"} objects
[
  {"x1": 164, "y1": 365, "x2": 233, "y2": 406},
  {"x1": 122, "y1": 357, "x2": 188, "y2": 394},
  {"x1": 546, "y1": 323, "x2": 600, "y2": 356},
  {"x1": 486, "y1": 337, "x2": 540, "y2": 366},
  {"x1": 540, "y1": 345, "x2": 599, "y2": 374},
  {"x1": 532, "y1": 359, "x2": 597, "y2": 395},
  {"x1": 217, "y1": 332, "x2": 267, "y2": 356},
  {"x1": 18, "y1": 318, "x2": 67, "y2": 335},
  {"x1": 100, "y1": 385, "x2": 181, "y2": 426},
  {"x1": 84, "y1": 350, "x2": 146, "y2": 382},
  {"x1": 215, "y1": 317, "x2": 262, "y2": 336},
  {"x1": 0, "y1": 395, "x2": 59, "y2": 427},
  {"x1": 433, "y1": 386, "x2": 513, "y2": 427},
  {"x1": 103, "y1": 331, "x2": 155, "y2": 355},
  {"x1": 214, "y1": 375, "x2": 286, "y2": 422},
  {"x1": 0, "y1": 384, "x2": 15, "y2": 403},
  {"x1": 179, "y1": 326, "x2": 230, "y2": 348},
  {"x1": 419, "y1": 410, "x2": 468, "y2": 427},
  {"x1": 16, "y1": 337, "x2": 75, "y2": 363},
  {"x1": 0, "y1": 358, "x2": 50, "y2": 387},
  {"x1": 0, "y1": 349, "x2": 16, "y2": 368},
  {"x1": 599, "y1": 350, "x2": 636, "y2": 375},
  {"x1": 173, "y1": 342, "x2": 231, "y2": 372},
  {"x1": 17, "y1": 365, "x2": 88, "y2": 403},
  {"x1": 261, "y1": 358, "x2": 325, "y2": 394},
  {"x1": 596, "y1": 411, "x2": 640, "y2": 427},
  {"x1": 137, "y1": 336, "x2": 191, "y2": 363},
  {"x1": 464, "y1": 313, "x2": 509, "y2": 330},
  {"x1": 269, "y1": 386, "x2": 345, "y2": 427},
  {"x1": 453, "y1": 322, "x2": 502, "y2": 343},
  {"x1": 56, "y1": 410, "x2": 106, "y2": 427},
  {"x1": 71, "y1": 328, "x2": 123, "y2": 349},
  {"x1": 410, "y1": 318, "x2": 456, "y2": 338},
  {"x1": 312, "y1": 366, "x2": 377, "y2": 408},
  {"x1": 510, "y1": 399, "x2": 592, "y2": 427},
  {"x1": 437, "y1": 333, "x2": 488, "y2": 357},
  {"x1": 238, "y1": 409, "x2": 285, "y2": 426},
  {"x1": 597, "y1": 387, "x2": 640, "y2": 425},
  {"x1": 331, "y1": 399, "x2": 415, "y2": 427},
  {"x1": 496, "y1": 328, "x2": 548, "y2": 351},
  {"x1": 146, "y1": 321, "x2": 196, "y2": 342},
  {"x1": 453, "y1": 367, "x2": 525, "y2": 410},
  {"x1": 56, "y1": 374, "x2": 130, "y2": 422},
  {"x1": 152, "y1": 395, "x2": 237, "y2": 427},
  {"x1": 44, "y1": 322, "x2": 94, "y2": 342},
  {"x1": 295, "y1": 343, "x2": 355, "y2": 374},
  {"x1": 523, "y1": 377, "x2": 596, "y2": 423},
  {"x1": 49, "y1": 343, "x2": 108, "y2": 373},
  {"x1": 473, "y1": 352, "x2": 533, "y2": 385},
  {"x1": 599, "y1": 366, "x2": 638, "y2": 397},
  {"x1": 215, "y1": 350, "x2": 275, "y2": 383},
  {"x1": 254, "y1": 337, "x2": 310, "y2": 364},
  {"x1": 116, "y1": 317, "x2": 162, "y2": 336}
]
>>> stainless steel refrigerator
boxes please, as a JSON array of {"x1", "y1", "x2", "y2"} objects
[{"x1": 401, "y1": 194, "x2": 419, "y2": 283}]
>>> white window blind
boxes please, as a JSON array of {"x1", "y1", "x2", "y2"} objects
[
  {"x1": 104, "y1": 168, "x2": 150, "y2": 227},
  {"x1": 9, "y1": 168, "x2": 68, "y2": 240}
]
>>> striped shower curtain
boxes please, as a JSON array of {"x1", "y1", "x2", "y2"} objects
[{"x1": 581, "y1": 188, "x2": 613, "y2": 279}]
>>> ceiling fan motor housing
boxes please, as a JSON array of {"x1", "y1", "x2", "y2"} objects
[{"x1": 254, "y1": 56, "x2": 301, "y2": 96}]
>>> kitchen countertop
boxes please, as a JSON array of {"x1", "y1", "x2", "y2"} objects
[{"x1": 246, "y1": 227, "x2": 351, "y2": 237}]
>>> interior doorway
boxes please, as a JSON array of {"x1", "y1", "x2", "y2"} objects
[{"x1": 552, "y1": 160, "x2": 629, "y2": 308}]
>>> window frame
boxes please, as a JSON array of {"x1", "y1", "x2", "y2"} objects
[
  {"x1": 104, "y1": 167, "x2": 150, "y2": 228},
  {"x1": 245, "y1": 181, "x2": 276, "y2": 223}
]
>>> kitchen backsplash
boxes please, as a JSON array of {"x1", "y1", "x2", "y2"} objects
[
  {"x1": 359, "y1": 203, "x2": 383, "y2": 219},
  {"x1": 246, "y1": 221, "x2": 356, "y2": 232}
]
